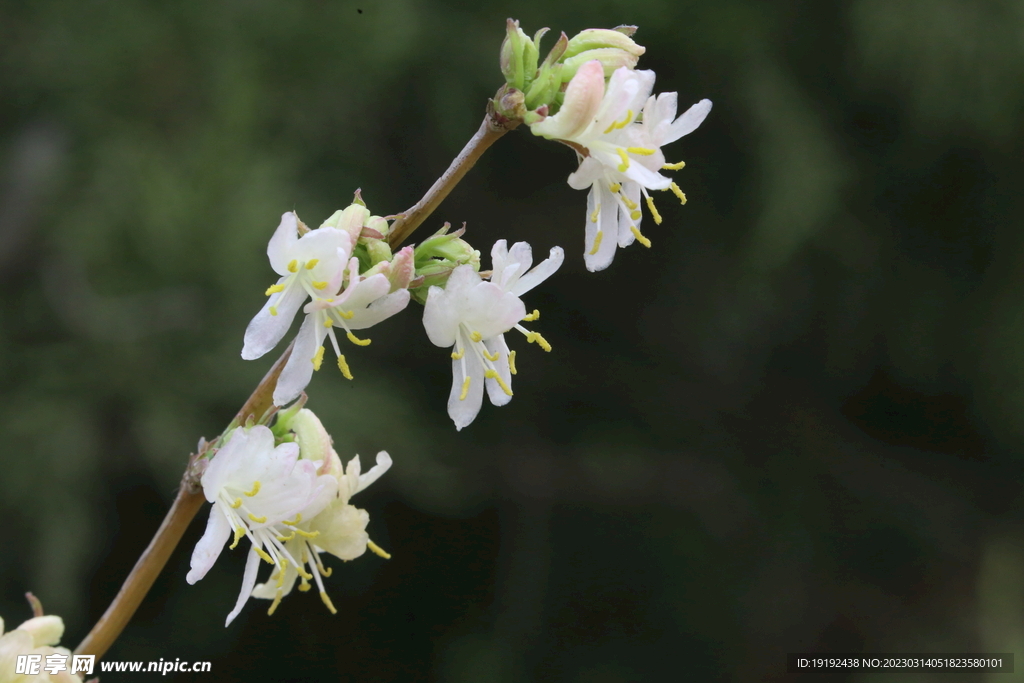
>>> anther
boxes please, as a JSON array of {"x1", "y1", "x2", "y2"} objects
[
  {"x1": 609, "y1": 183, "x2": 622, "y2": 193},
  {"x1": 663, "y1": 160, "x2": 686, "y2": 170},
  {"x1": 276, "y1": 532, "x2": 296, "y2": 542},
  {"x1": 626, "y1": 146, "x2": 656, "y2": 156},
  {"x1": 603, "y1": 109, "x2": 633, "y2": 134},
  {"x1": 589, "y1": 230, "x2": 604, "y2": 255},
  {"x1": 668, "y1": 182, "x2": 687, "y2": 204},
  {"x1": 522, "y1": 309, "x2": 540, "y2": 322},
  {"x1": 526, "y1": 331, "x2": 552, "y2": 352},
  {"x1": 337, "y1": 355, "x2": 353, "y2": 380},
  {"x1": 305, "y1": 259, "x2": 319, "y2": 270},
  {"x1": 451, "y1": 347, "x2": 465, "y2": 360},
  {"x1": 367, "y1": 540, "x2": 392, "y2": 560},
  {"x1": 269, "y1": 306, "x2": 278, "y2": 317},
  {"x1": 630, "y1": 210, "x2": 642, "y2": 220},
  {"x1": 254, "y1": 546, "x2": 275, "y2": 564},
  {"x1": 229, "y1": 526, "x2": 245, "y2": 550},
  {"x1": 645, "y1": 195, "x2": 663, "y2": 225},
  {"x1": 312, "y1": 281, "x2": 328, "y2": 290},
  {"x1": 346, "y1": 331, "x2": 371, "y2": 346},
  {"x1": 484, "y1": 369, "x2": 513, "y2": 396},
  {"x1": 248, "y1": 513, "x2": 267, "y2": 524},
  {"x1": 630, "y1": 225, "x2": 652, "y2": 248},
  {"x1": 483, "y1": 349, "x2": 500, "y2": 362},
  {"x1": 287, "y1": 259, "x2": 298, "y2": 273},
  {"x1": 320, "y1": 591, "x2": 338, "y2": 614},
  {"x1": 459, "y1": 376, "x2": 471, "y2": 401},
  {"x1": 298, "y1": 579, "x2": 311, "y2": 592},
  {"x1": 338, "y1": 309, "x2": 354, "y2": 320},
  {"x1": 265, "y1": 283, "x2": 285, "y2": 296},
  {"x1": 295, "y1": 528, "x2": 320, "y2": 539},
  {"x1": 323, "y1": 317, "x2": 333, "y2": 328},
  {"x1": 282, "y1": 513, "x2": 302, "y2": 526},
  {"x1": 616, "y1": 148, "x2": 630, "y2": 172},
  {"x1": 267, "y1": 589, "x2": 283, "y2": 616},
  {"x1": 590, "y1": 204, "x2": 600, "y2": 223},
  {"x1": 312, "y1": 346, "x2": 325, "y2": 371},
  {"x1": 621, "y1": 195, "x2": 638, "y2": 210},
  {"x1": 470, "y1": 331, "x2": 482, "y2": 343},
  {"x1": 508, "y1": 350, "x2": 517, "y2": 375},
  {"x1": 244, "y1": 481, "x2": 261, "y2": 497},
  {"x1": 230, "y1": 497, "x2": 243, "y2": 509}
]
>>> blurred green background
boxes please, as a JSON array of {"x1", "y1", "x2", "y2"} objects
[{"x1": 3, "y1": 0, "x2": 1024, "y2": 681}]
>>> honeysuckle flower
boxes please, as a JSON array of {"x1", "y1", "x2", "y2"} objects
[
  {"x1": 186, "y1": 425, "x2": 337, "y2": 626},
  {"x1": 242, "y1": 212, "x2": 351, "y2": 360},
  {"x1": 273, "y1": 257, "x2": 411, "y2": 406},
  {"x1": 423, "y1": 241, "x2": 562, "y2": 430},
  {"x1": 0, "y1": 614, "x2": 78, "y2": 682},
  {"x1": 250, "y1": 412, "x2": 393, "y2": 616},
  {"x1": 532, "y1": 61, "x2": 711, "y2": 271}
]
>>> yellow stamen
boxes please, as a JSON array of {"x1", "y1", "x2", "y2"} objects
[
  {"x1": 451, "y1": 347, "x2": 465, "y2": 360},
  {"x1": 269, "y1": 306, "x2": 278, "y2": 317},
  {"x1": 589, "y1": 230, "x2": 604, "y2": 255},
  {"x1": 525, "y1": 331, "x2": 552, "y2": 352},
  {"x1": 267, "y1": 588, "x2": 283, "y2": 616},
  {"x1": 320, "y1": 591, "x2": 338, "y2": 614},
  {"x1": 630, "y1": 225, "x2": 652, "y2": 248},
  {"x1": 229, "y1": 526, "x2": 245, "y2": 550},
  {"x1": 645, "y1": 195, "x2": 663, "y2": 225},
  {"x1": 312, "y1": 281, "x2": 328, "y2": 290},
  {"x1": 323, "y1": 317, "x2": 333, "y2": 328},
  {"x1": 319, "y1": 565, "x2": 333, "y2": 577},
  {"x1": 630, "y1": 210, "x2": 642, "y2": 220},
  {"x1": 626, "y1": 146, "x2": 656, "y2": 156},
  {"x1": 230, "y1": 497, "x2": 243, "y2": 509},
  {"x1": 663, "y1": 160, "x2": 686, "y2": 170},
  {"x1": 609, "y1": 182, "x2": 622, "y2": 193},
  {"x1": 616, "y1": 148, "x2": 630, "y2": 172},
  {"x1": 312, "y1": 346, "x2": 325, "y2": 371},
  {"x1": 244, "y1": 481, "x2": 261, "y2": 497},
  {"x1": 295, "y1": 564, "x2": 313, "y2": 580},
  {"x1": 522, "y1": 309, "x2": 540, "y2": 322},
  {"x1": 275, "y1": 560, "x2": 288, "y2": 586},
  {"x1": 254, "y1": 546, "x2": 274, "y2": 564},
  {"x1": 295, "y1": 528, "x2": 320, "y2": 539},
  {"x1": 590, "y1": 204, "x2": 600, "y2": 223},
  {"x1": 470, "y1": 331, "x2": 482, "y2": 343},
  {"x1": 337, "y1": 355, "x2": 353, "y2": 380},
  {"x1": 298, "y1": 578, "x2": 311, "y2": 592},
  {"x1": 282, "y1": 513, "x2": 302, "y2": 526},
  {"x1": 346, "y1": 331, "x2": 371, "y2": 346},
  {"x1": 265, "y1": 283, "x2": 285, "y2": 296},
  {"x1": 337, "y1": 309, "x2": 354, "y2": 320},
  {"x1": 287, "y1": 259, "x2": 298, "y2": 273},
  {"x1": 603, "y1": 109, "x2": 633, "y2": 134},
  {"x1": 484, "y1": 369, "x2": 513, "y2": 396},
  {"x1": 459, "y1": 376, "x2": 471, "y2": 401},
  {"x1": 508, "y1": 350, "x2": 517, "y2": 375},
  {"x1": 483, "y1": 349, "x2": 500, "y2": 362},
  {"x1": 276, "y1": 531, "x2": 296, "y2": 542},
  {"x1": 367, "y1": 540, "x2": 392, "y2": 559},
  {"x1": 248, "y1": 513, "x2": 267, "y2": 524},
  {"x1": 668, "y1": 182, "x2": 687, "y2": 204},
  {"x1": 621, "y1": 195, "x2": 638, "y2": 210},
  {"x1": 305, "y1": 259, "x2": 319, "y2": 270}
]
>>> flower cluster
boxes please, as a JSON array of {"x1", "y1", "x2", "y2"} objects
[
  {"x1": 187, "y1": 409, "x2": 391, "y2": 626},
  {"x1": 527, "y1": 43, "x2": 711, "y2": 271},
  {"x1": 0, "y1": 611, "x2": 79, "y2": 682}
]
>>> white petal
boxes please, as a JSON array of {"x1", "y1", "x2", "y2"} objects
[
  {"x1": 225, "y1": 548, "x2": 262, "y2": 627},
  {"x1": 252, "y1": 561, "x2": 298, "y2": 600},
  {"x1": 186, "y1": 506, "x2": 232, "y2": 584},
  {"x1": 489, "y1": 239, "x2": 510, "y2": 282},
  {"x1": 664, "y1": 98, "x2": 712, "y2": 144},
  {"x1": 568, "y1": 157, "x2": 605, "y2": 191},
  {"x1": 267, "y1": 212, "x2": 299, "y2": 275},
  {"x1": 422, "y1": 286, "x2": 459, "y2": 348},
  {"x1": 483, "y1": 335, "x2": 513, "y2": 407},
  {"x1": 273, "y1": 312, "x2": 327, "y2": 406},
  {"x1": 510, "y1": 247, "x2": 564, "y2": 297},
  {"x1": 584, "y1": 183, "x2": 621, "y2": 272},
  {"x1": 241, "y1": 282, "x2": 308, "y2": 360},
  {"x1": 448, "y1": 340, "x2": 485, "y2": 431},
  {"x1": 355, "y1": 451, "x2": 393, "y2": 495}
]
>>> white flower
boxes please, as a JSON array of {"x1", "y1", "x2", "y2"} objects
[
  {"x1": 272, "y1": 256, "x2": 411, "y2": 406},
  {"x1": 422, "y1": 241, "x2": 563, "y2": 430},
  {"x1": 242, "y1": 212, "x2": 352, "y2": 361},
  {"x1": 186, "y1": 425, "x2": 336, "y2": 626},
  {"x1": 532, "y1": 61, "x2": 711, "y2": 271},
  {"x1": 251, "y1": 446, "x2": 393, "y2": 618},
  {"x1": 0, "y1": 614, "x2": 78, "y2": 682}
]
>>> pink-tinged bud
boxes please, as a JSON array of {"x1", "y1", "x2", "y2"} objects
[
  {"x1": 529, "y1": 60, "x2": 605, "y2": 141},
  {"x1": 386, "y1": 246, "x2": 415, "y2": 292}
]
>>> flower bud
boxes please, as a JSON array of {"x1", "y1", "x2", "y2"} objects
[
  {"x1": 500, "y1": 19, "x2": 537, "y2": 90},
  {"x1": 17, "y1": 616, "x2": 64, "y2": 647},
  {"x1": 562, "y1": 48, "x2": 641, "y2": 81},
  {"x1": 563, "y1": 27, "x2": 645, "y2": 60}
]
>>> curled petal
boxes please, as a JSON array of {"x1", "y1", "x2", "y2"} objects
[
  {"x1": 225, "y1": 547, "x2": 262, "y2": 627},
  {"x1": 186, "y1": 507, "x2": 232, "y2": 584}
]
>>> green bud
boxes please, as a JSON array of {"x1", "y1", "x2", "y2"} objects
[
  {"x1": 500, "y1": 19, "x2": 530, "y2": 89},
  {"x1": 563, "y1": 27, "x2": 645, "y2": 60},
  {"x1": 366, "y1": 238, "x2": 393, "y2": 266},
  {"x1": 562, "y1": 48, "x2": 641, "y2": 81}
]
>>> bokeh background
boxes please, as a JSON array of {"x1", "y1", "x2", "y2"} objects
[{"x1": 3, "y1": 1, "x2": 1024, "y2": 681}]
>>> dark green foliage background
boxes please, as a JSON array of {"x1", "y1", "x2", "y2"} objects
[{"x1": 2, "y1": 1, "x2": 1024, "y2": 681}]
